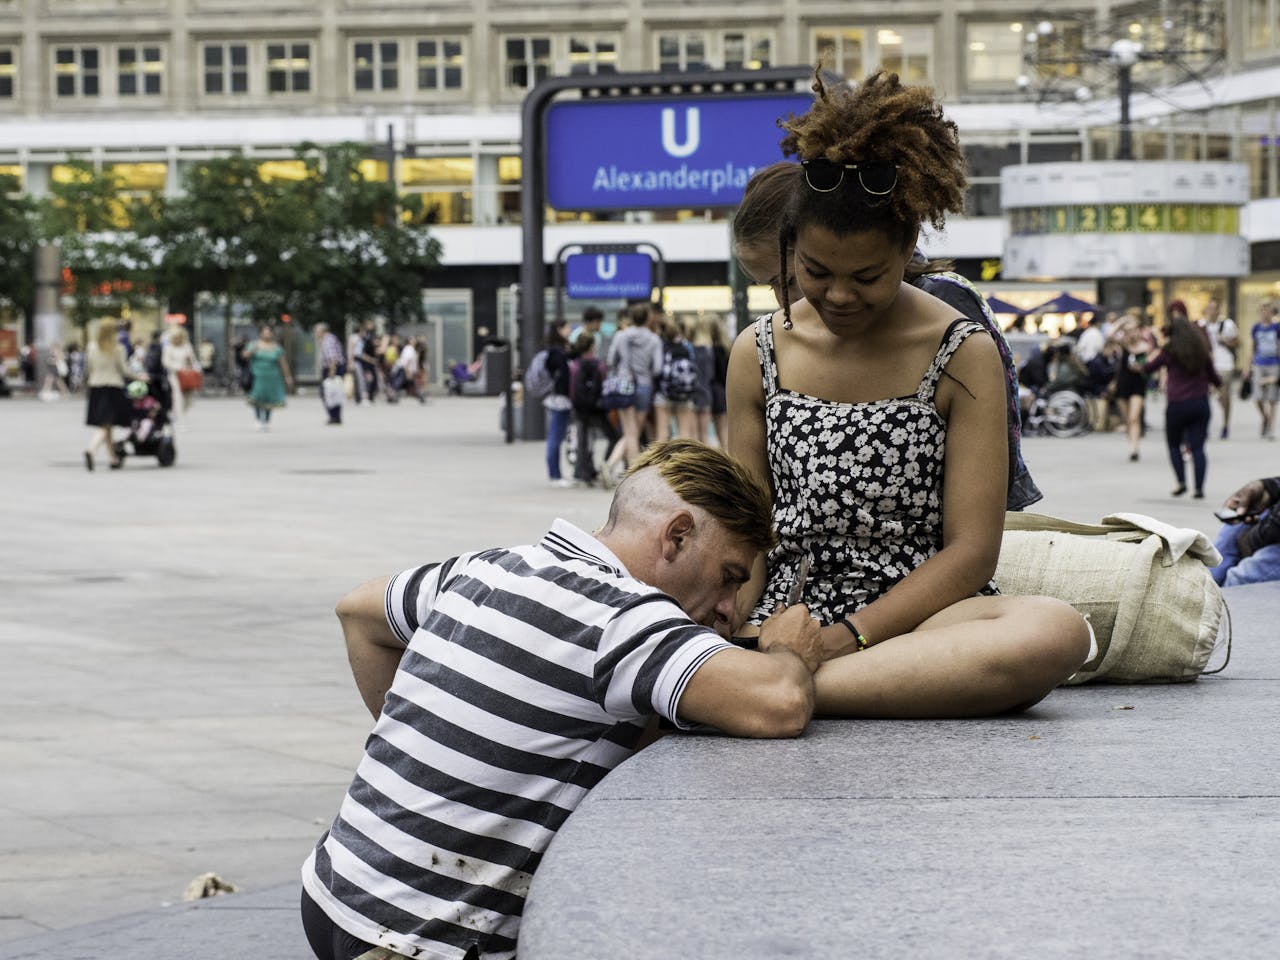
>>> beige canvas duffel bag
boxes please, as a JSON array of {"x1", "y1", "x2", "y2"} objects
[{"x1": 996, "y1": 512, "x2": 1230, "y2": 684}]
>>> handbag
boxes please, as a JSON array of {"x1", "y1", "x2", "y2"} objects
[
  {"x1": 176, "y1": 368, "x2": 203, "y2": 392},
  {"x1": 1240, "y1": 373, "x2": 1253, "y2": 401},
  {"x1": 321, "y1": 375, "x2": 345, "y2": 408},
  {"x1": 600, "y1": 374, "x2": 636, "y2": 410},
  {"x1": 996, "y1": 512, "x2": 1230, "y2": 684}
]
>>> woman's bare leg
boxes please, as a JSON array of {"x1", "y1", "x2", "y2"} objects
[
  {"x1": 812, "y1": 595, "x2": 1090, "y2": 718},
  {"x1": 653, "y1": 404, "x2": 671, "y2": 443},
  {"x1": 1126, "y1": 395, "x2": 1144, "y2": 456}
]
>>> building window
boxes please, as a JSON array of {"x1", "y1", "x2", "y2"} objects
[
  {"x1": 54, "y1": 45, "x2": 100, "y2": 98},
  {"x1": 0, "y1": 47, "x2": 14, "y2": 99},
  {"x1": 723, "y1": 31, "x2": 771, "y2": 70},
  {"x1": 568, "y1": 36, "x2": 618, "y2": 75},
  {"x1": 416, "y1": 37, "x2": 464, "y2": 90},
  {"x1": 503, "y1": 36, "x2": 551, "y2": 92},
  {"x1": 202, "y1": 43, "x2": 248, "y2": 95},
  {"x1": 401, "y1": 156, "x2": 475, "y2": 225},
  {"x1": 267, "y1": 42, "x2": 312, "y2": 94},
  {"x1": 966, "y1": 22, "x2": 1036, "y2": 88},
  {"x1": 1246, "y1": 0, "x2": 1274, "y2": 52},
  {"x1": 353, "y1": 40, "x2": 399, "y2": 92},
  {"x1": 117, "y1": 45, "x2": 163, "y2": 97},
  {"x1": 658, "y1": 32, "x2": 708, "y2": 72},
  {"x1": 813, "y1": 25, "x2": 932, "y2": 83}
]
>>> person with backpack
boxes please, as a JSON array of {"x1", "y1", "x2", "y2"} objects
[
  {"x1": 602, "y1": 304, "x2": 664, "y2": 486},
  {"x1": 569, "y1": 332, "x2": 621, "y2": 487},
  {"x1": 654, "y1": 317, "x2": 698, "y2": 442},
  {"x1": 526, "y1": 320, "x2": 574, "y2": 487}
]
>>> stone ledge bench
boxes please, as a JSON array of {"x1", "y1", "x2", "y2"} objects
[
  {"x1": 521, "y1": 582, "x2": 1279, "y2": 960},
  {"x1": 4, "y1": 584, "x2": 1274, "y2": 960}
]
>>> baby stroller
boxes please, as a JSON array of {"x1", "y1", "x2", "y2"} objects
[{"x1": 114, "y1": 378, "x2": 177, "y2": 467}]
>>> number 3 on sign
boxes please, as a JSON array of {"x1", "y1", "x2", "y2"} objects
[{"x1": 1107, "y1": 204, "x2": 1131, "y2": 231}]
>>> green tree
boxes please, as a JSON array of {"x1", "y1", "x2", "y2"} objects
[
  {"x1": 140, "y1": 154, "x2": 298, "y2": 364},
  {"x1": 264, "y1": 143, "x2": 441, "y2": 330},
  {"x1": 0, "y1": 174, "x2": 38, "y2": 326}
]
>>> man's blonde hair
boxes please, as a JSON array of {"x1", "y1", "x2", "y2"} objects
[{"x1": 618, "y1": 439, "x2": 775, "y2": 552}]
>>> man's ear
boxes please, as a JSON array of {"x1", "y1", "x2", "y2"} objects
[{"x1": 659, "y1": 510, "x2": 696, "y2": 563}]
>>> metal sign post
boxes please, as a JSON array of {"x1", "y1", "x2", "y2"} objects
[{"x1": 519, "y1": 66, "x2": 819, "y2": 441}]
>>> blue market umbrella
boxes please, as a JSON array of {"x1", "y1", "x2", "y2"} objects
[
  {"x1": 984, "y1": 295, "x2": 1024, "y2": 315},
  {"x1": 1027, "y1": 291, "x2": 1100, "y2": 314}
]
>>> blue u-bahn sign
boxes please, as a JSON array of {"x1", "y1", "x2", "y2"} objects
[
  {"x1": 564, "y1": 252, "x2": 653, "y2": 299},
  {"x1": 546, "y1": 93, "x2": 812, "y2": 211}
]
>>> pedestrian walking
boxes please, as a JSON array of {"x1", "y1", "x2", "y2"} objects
[
  {"x1": 1143, "y1": 303, "x2": 1219, "y2": 498},
  {"x1": 244, "y1": 326, "x2": 293, "y2": 430},
  {"x1": 653, "y1": 317, "x2": 698, "y2": 442},
  {"x1": 345, "y1": 327, "x2": 365, "y2": 404},
  {"x1": 1248, "y1": 300, "x2": 1279, "y2": 440},
  {"x1": 1200, "y1": 298, "x2": 1238, "y2": 438},
  {"x1": 162, "y1": 326, "x2": 200, "y2": 421},
  {"x1": 316, "y1": 323, "x2": 346, "y2": 425},
  {"x1": 569, "y1": 331, "x2": 619, "y2": 486},
  {"x1": 602, "y1": 303, "x2": 664, "y2": 484},
  {"x1": 537, "y1": 320, "x2": 574, "y2": 487},
  {"x1": 356, "y1": 323, "x2": 381, "y2": 402},
  {"x1": 1107, "y1": 310, "x2": 1155, "y2": 461},
  {"x1": 39, "y1": 343, "x2": 71, "y2": 401},
  {"x1": 82, "y1": 318, "x2": 130, "y2": 470}
]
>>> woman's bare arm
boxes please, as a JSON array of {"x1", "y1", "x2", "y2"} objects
[{"x1": 725, "y1": 321, "x2": 773, "y2": 633}]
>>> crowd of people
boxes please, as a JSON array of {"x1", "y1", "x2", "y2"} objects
[
  {"x1": 1013, "y1": 295, "x2": 1278, "y2": 498},
  {"x1": 533, "y1": 301, "x2": 733, "y2": 488}
]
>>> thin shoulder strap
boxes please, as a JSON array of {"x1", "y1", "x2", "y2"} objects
[
  {"x1": 917, "y1": 318, "x2": 984, "y2": 401},
  {"x1": 753, "y1": 315, "x2": 781, "y2": 399}
]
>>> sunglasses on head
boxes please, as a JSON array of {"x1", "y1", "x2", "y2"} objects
[{"x1": 801, "y1": 158, "x2": 898, "y2": 196}]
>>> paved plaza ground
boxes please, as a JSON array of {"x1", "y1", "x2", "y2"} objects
[{"x1": 0, "y1": 385, "x2": 1274, "y2": 955}]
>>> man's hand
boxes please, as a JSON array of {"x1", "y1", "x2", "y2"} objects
[
  {"x1": 1223, "y1": 479, "x2": 1271, "y2": 522},
  {"x1": 757, "y1": 603, "x2": 824, "y2": 674}
]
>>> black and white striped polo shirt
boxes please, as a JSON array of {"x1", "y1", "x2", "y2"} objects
[{"x1": 302, "y1": 519, "x2": 731, "y2": 959}]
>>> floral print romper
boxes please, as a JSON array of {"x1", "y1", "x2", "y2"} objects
[{"x1": 748, "y1": 314, "x2": 999, "y2": 628}]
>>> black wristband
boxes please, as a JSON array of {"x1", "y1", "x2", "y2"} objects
[{"x1": 841, "y1": 617, "x2": 869, "y2": 651}]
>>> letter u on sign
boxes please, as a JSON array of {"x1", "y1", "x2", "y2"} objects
[
  {"x1": 595, "y1": 255, "x2": 618, "y2": 280},
  {"x1": 661, "y1": 107, "x2": 700, "y2": 158}
]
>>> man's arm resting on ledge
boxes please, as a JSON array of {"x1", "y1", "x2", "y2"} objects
[
  {"x1": 336, "y1": 575, "x2": 405, "y2": 719},
  {"x1": 676, "y1": 604, "x2": 822, "y2": 739}
]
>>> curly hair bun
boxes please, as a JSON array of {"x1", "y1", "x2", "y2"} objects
[{"x1": 779, "y1": 68, "x2": 967, "y2": 234}]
